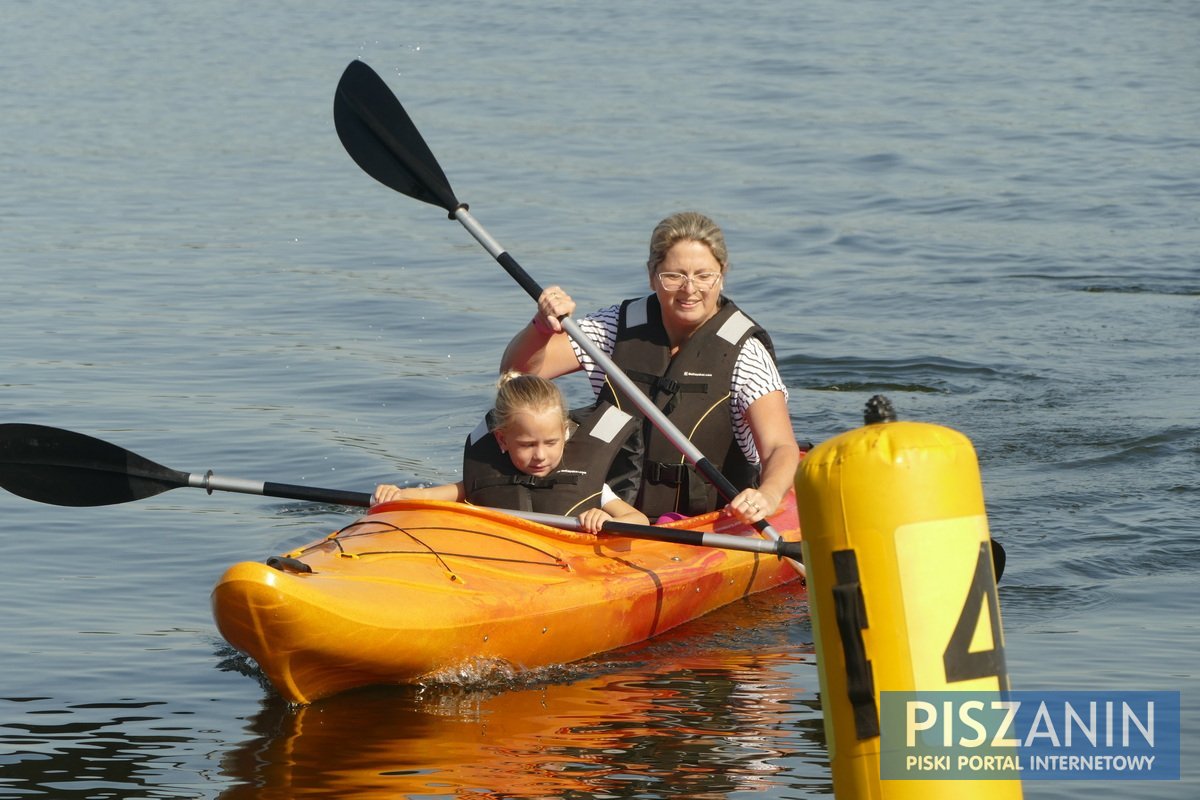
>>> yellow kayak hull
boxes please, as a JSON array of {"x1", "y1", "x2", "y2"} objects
[{"x1": 211, "y1": 494, "x2": 802, "y2": 703}]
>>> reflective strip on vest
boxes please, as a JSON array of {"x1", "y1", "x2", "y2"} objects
[
  {"x1": 625, "y1": 296, "x2": 650, "y2": 328},
  {"x1": 717, "y1": 310, "x2": 755, "y2": 345},
  {"x1": 468, "y1": 417, "x2": 491, "y2": 446},
  {"x1": 589, "y1": 405, "x2": 634, "y2": 444}
]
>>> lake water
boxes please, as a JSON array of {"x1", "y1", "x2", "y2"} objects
[{"x1": 1, "y1": 1, "x2": 1196, "y2": 797}]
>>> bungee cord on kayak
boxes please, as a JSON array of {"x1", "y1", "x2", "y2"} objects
[{"x1": 309, "y1": 519, "x2": 572, "y2": 572}]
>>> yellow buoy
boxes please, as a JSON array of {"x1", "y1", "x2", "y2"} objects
[{"x1": 797, "y1": 396, "x2": 1021, "y2": 798}]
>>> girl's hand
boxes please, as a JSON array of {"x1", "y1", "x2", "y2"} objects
[
  {"x1": 372, "y1": 484, "x2": 407, "y2": 505},
  {"x1": 577, "y1": 507, "x2": 613, "y2": 534}
]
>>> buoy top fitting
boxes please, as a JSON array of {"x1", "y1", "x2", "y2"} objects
[{"x1": 864, "y1": 394, "x2": 897, "y2": 425}]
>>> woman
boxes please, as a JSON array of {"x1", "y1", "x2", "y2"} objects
[{"x1": 500, "y1": 211, "x2": 799, "y2": 524}]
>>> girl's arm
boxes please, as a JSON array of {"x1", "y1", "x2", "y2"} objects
[{"x1": 372, "y1": 481, "x2": 465, "y2": 505}]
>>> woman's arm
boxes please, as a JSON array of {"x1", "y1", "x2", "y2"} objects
[
  {"x1": 500, "y1": 323, "x2": 581, "y2": 378},
  {"x1": 499, "y1": 286, "x2": 584, "y2": 378},
  {"x1": 727, "y1": 390, "x2": 800, "y2": 524}
]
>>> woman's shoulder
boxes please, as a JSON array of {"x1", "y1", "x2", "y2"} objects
[
  {"x1": 578, "y1": 299, "x2": 641, "y2": 345},
  {"x1": 739, "y1": 334, "x2": 775, "y2": 361},
  {"x1": 736, "y1": 336, "x2": 783, "y2": 377},
  {"x1": 583, "y1": 302, "x2": 623, "y2": 324},
  {"x1": 733, "y1": 335, "x2": 787, "y2": 401}
]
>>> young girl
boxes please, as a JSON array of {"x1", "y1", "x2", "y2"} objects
[{"x1": 372, "y1": 372, "x2": 648, "y2": 534}]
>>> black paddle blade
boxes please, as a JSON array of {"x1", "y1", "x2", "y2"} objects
[
  {"x1": 0, "y1": 424, "x2": 189, "y2": 507},
  {"x1": 334, "y1": 60, "x2": 462, "y2": 214}
]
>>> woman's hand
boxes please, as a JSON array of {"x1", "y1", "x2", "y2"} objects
[
  {"x1": 728, "y1": 487, "x2": 781, "y2": 525},
  {"x1": 534, "y1": 285, "x2": 576, "y2": 335}
]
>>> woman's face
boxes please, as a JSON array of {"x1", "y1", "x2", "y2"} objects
[
  {"x1": 494, "y1": 406, "x2": 567, "y2": 477},
  {"x1": 651, "y1": 239, "x2": 725, "y2": 339}
]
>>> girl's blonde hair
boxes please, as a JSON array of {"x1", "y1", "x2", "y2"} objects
[
  {"x1": 492, "y1": 370, "x2": 569, "y2": 431},
  {"x1": 646, "y1": 211, "x2": 729, "y2": 276}
]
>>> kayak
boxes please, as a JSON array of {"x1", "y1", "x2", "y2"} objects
[{"x1": 211, "y1": 492, "x2": 803, "y2": 704}]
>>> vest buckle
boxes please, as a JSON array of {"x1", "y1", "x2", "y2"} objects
[{"x1": 646, "y1": 461, "x2": 686, "y2": 486}]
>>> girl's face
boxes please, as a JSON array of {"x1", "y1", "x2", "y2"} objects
[{"x1": 494, "y1": 406, "x2": 567, "y2": 477}]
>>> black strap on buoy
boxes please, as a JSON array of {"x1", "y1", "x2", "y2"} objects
[{"x1": 832, "y1": 549, "x2": 880, "y2": 739}]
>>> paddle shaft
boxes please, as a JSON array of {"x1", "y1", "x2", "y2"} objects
[
  {"x1": 511, "y1": 509, "x2": 801, "y2": 558},
  {"x1": 0, "y1": 423, "x2": 799, "y2": 560},
  {"x1": 195, "y1": 471, "x2": 801, "y2": 557},
  {"x1": 197, "y1": 471, "x2": 800, "y2": 558},
  {"x1": 192, "y1": 472, "x2": 372, "y2": 507},
  {"x1": 200, "y1": 470, "x2": 801, "y2": 558}
]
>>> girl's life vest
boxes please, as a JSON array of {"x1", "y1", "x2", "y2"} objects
[{"x1": 462, "y1": 402, "x2": 638, "y2": 515}]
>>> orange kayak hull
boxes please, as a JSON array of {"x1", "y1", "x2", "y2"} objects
[{"x1": 211, "y1": 493, "x2": 802, "y2": 703}]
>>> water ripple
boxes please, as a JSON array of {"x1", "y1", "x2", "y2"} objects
[{"x1": 780, "y1": 353, "x2": 1011, "y2": 395}]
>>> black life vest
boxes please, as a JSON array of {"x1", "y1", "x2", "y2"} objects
[
  {"x1": 596, "y1": 294, "x2": 776, "y2": 518},
  {"x1": 462, "y1": 402, "x2": 637, "y2": 515}
]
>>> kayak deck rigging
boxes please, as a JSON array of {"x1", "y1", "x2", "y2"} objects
[{"x1": 291, "y1": 518, "x2": 573, "y2": 571}]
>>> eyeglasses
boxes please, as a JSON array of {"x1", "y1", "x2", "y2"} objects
[{"x1": 656, "y1": 271, "x2": 723, "y2": 292}]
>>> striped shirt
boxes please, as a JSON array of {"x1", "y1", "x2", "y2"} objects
[{"x1": 569, "y1": 301, "x2": 789, "y2": 464}]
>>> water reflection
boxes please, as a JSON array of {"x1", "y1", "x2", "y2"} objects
[{"x1": 219, "y1": 655, "x2": 828, "y2": 799}]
